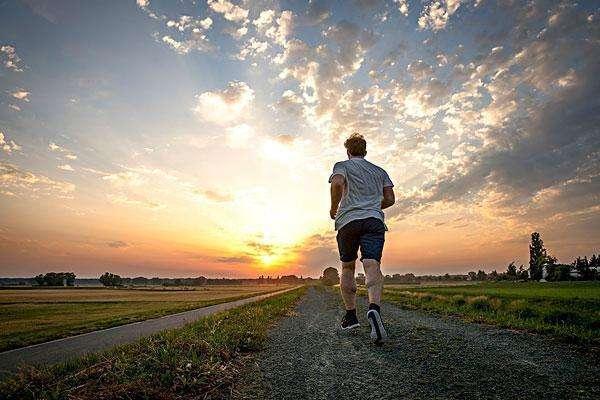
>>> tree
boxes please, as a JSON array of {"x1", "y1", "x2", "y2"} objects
[
  {"x1": 529, "y1": 232, "x2": 555, "y2": 281},
  {"x1": 506, "y1": 262, "x2": 517, "y2": 280},
  {"x1": 529, "y1": 232, "x2": 545, "y2": 280},
  {"x1": 34, "y1": 274, "x2": 45, "y2": 286},
  {"x1": 32, "y1": 272, "x2": 76, "y2": 286},
  {"x1": 476, "y1": 270, "x2": 487, "y2": 281},
  {"x1": 517, "y1": 264, "x2": 529, "y2": 280},
  {"x1": 555, "y1": 264, "x2": 572, "y2": 281},
  {"x1": 99, "y1": 272, "x2": 123, "y2": 287},
  {"x1": 573, "y1": 256, "x2": 592, "y2": 280},
  {"x1": 321, "y1": 267, "x2": 339, "y2": 286}
]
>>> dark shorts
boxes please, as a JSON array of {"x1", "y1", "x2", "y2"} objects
[{"x1": 336, "y1": 217, "x2": 385, "y2": 262}]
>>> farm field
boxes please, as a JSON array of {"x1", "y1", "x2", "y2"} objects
[
  {"x1": 0, "y1": 287, "x2": 307, "y2": 399},
  {"x1": 379, "y1": 281, "x2": 600, "y2": 344},
  {"x1": 0, "y1": 285, "x2": 290, "y2": 352}
]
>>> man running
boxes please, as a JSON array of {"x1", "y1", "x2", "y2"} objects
[{"x1": 329, "y1": 133, "x2": 395, "y2": 343}]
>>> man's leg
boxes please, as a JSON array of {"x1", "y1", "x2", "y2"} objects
[
  {"x1": 363, "y1": 259, "x2": 383, "y2": 305},
  {"x1": 360, "y1": 218, "x2": 387, "y2": 342},
  {"x1": 339, "y1": 261, "x2": 357, "y2": 310}
]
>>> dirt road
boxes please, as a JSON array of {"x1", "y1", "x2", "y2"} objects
[{"x1": 242, "y1": 287, "x2": 599, "y2": 399}]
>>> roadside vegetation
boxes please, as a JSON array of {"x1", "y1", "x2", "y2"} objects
[
  {"x1": 0, "y1": 287, "x2": 306, "y2": 399},
  {"x1": 378, "y1": 281, "x2": 600, "y2": 344},
  {"x1": 0, "y1": 285, "x2": 289, "y2": 351}
]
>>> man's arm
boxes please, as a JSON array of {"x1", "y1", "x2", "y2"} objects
[
  {"x1": 381, "y1": 186, "x2": 395, "y2": 209},
  {"x1": 330, "y1": 174, "x2": 345, "y2": 219}
]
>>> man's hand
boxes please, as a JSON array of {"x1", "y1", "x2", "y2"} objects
[
  {"x1": 381, "y1": 186, "x2": 395, "y2": 209},
  {"x1": 330, "y1": 207, "x2": 337, "y2": 220}
]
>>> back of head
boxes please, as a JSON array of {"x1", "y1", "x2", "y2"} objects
[{"x1": 344, "y1": 132, "x2": 367, "y2": 157}]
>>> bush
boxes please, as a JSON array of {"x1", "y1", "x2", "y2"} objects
[
  {"x1": 507, "y1": 300, "x2": 537, "y2": 318},
  {"x1": 451, "y1": 294, "x2": 466, "y2": 306},
  {"x1": 468, "y1": 296, "x2": 491, "y2": 311},
  {"x1": 543, "y1": 310, "x2": 580, "y2": 325}
]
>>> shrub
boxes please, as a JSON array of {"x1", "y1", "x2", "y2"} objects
[
  {"x1": 543, "y1": 310, "x2": 580, "y2": 325},
  {"x1": 468, "y1": 295, "x2": 491, "y2": 311},
  {"x1": 507, "y1": 300, "x2": 537, "y2": 318},
  {"x1": 451, "y1": 295, "x2": 466, "y2": 306}
]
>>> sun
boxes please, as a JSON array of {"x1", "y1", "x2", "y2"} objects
[{"x1": 258, "y1": 253, "x2": 278, "y2": 266}]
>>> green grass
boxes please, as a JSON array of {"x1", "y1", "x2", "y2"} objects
[
  {"x1": 0, "y1": 285, "x2": 289, "y2": 352},
  {"x1": 376, "y1": 281, "x2": 600, "y2": 344},
  {"x1": 0, "y1": 286, "x2": 306, "y2": 399}
]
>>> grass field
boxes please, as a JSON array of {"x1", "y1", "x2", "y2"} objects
[
  {"x1": 0, "y1": 287, "x2": 306, "y2": 399},
  {"x1": 377, "y1": 281, "x2": 600, "y2": 344},
  {"x1": 0, "y1": 285, "x2": 289, "y2": 352}
]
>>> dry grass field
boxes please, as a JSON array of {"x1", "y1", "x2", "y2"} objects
[{"x1": 0, "y1": 285, "x2": 289, "y2": 352}]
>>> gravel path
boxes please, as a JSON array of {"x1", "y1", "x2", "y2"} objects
[
  {"x1": 252, "y1": 287, "x2": 599, "y2": 399},
  {"x1": 0, "y1": 287, "x2": 299, "y2": 379}
]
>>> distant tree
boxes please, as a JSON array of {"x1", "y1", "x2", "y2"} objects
[
  {"x1": 529, "y1": 232, "x2": 556, "y2": 281},
  {"x1": 573, "y1": 256, "x2": 593, "y2": 280},
  {"x1": 476, "y1": 270, "x2": 487, "y2": 281},
  {"x1": 517, "y1": 264, "x2": 529, "y2": 280},
  {"x1": 554, "y1": 264, "x2": 572, "y2": 281},
  {"x1": 468, "y1": 271, "x2": 476, "y2": 281},
  {"x1": 489, "y1": 270, "x2": 499, "y2": 280},
  {"x1": 506, "y1": 262, "x2": 518, "y2": 280},
  {"x1": 32, "y1": 272, "x2": 76, "y2": 286},
  {"x1": 99, "y1": 272, "x2": 122, "y2": 287},
  {"x1": 34, "y1": 274, "x2": 45, "y2": 286},
  {"x1": 321, "y1": 267, "x2": 339, "y2": 286}
]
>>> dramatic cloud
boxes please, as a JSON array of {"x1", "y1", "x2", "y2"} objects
[
  {"x1": 418, "y1": 0, "x2": 464, "y2": 31},
  {"x1": 207, "y1": 0, "x2": 249, "y2": 23},
  {"x1": 192, "y1": 81, "x2": 254, "y2": 125},
  {"x1": 0, "y1": 45, "x2": 24, "y2": 71},
  {"x1": 1, "y1": 0, "x2": 598, "y2": 275},
  {"x1": 107, "y1": 240, "x2": 128, "y2": 248},
  {"x1": 57, "y1": 164, "x2": 74, "y2": 171},
  {"x1": 0, "y1": 132, "x2": 21, "y2": 154},
  {"x1": 11, "y1": 90, "x2": 30, "y2": 102},
  {"x1": 0, "y1": 162, "x2": 75, "y2": 198}
]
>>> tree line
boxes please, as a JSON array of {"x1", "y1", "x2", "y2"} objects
[{"x1": 471, "y1": 232, "x2": 598, "y2": 282}]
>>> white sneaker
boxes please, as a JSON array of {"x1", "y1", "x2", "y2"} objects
[{"x1": 366, "y1": 309, "x2": 388, "y2": 343}]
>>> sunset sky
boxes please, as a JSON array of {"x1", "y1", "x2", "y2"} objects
[{"x1": 0, "y1": 0, "x2": 598, "y2": 278}]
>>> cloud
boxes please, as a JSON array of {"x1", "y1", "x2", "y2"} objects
[
  {"x1": 107, "y1": 193, "x2": 165, "y2": 210},
  {"x1": 304, "y1": 0, "x2": 330, "y2": 25},
  {"x1": 265, "y1": 10, "x2": 294, "y2": 46},
  {"x1": 225, "y1": 123, "x2": 254, "y2": 148},
  {"x1": 166, "y1": 15, "x2": 213, "y2": 32},
  {"x1": 11, "y1": 90, "x2": 30, "y2": 102},
  {"x1": 107, "y1": 240, "x2": 128, "y2": 248},
  {"x1": 102, "y1": 171, "x2": 146, "y2": 187},
  {"x1": 57, "y1": 164, "x2": 74, "y2": 171},
  {"x1": 0, "y1": 45, "x2": 24, "y2": 72},
  {"x1": 195, "y1": 189, "x2": 234, "y2": 202},
  {"x1": 215, "y1": 255, "x2": 254, "y2": 263},
  {"x1": 161, "y1": 32, "x2": 213, "y2": 54},
  {"x1": 253, "y1": 9, "x2": 275, "y2": 30},
  {"x1": 237, "y1": 37, "x2": 268, "y2": 60},
  {"x1": 0, "y1": 162, "x2": 75, "y2": 198},
  {"x1": 207, "y1": 0, "x2": 249, "y2": 23},
  {"x1": 192, "y1": 81, "x2": 254, "y2": 125},
  {"x1": 48, "y1": 141, "x2": 77, "y2": 160},
  {"x1": 394, "y1": 0, "x2": 409, "y2": 16},
  {"x1": 0, "y1": 132, "x2": 22, "y2": 154},
  {"x1": 418, "y1": 0, "x2": 464, "y2": 31},
  {"x1": 136, "y1": 0, "x2": 149, "y2": 8}
]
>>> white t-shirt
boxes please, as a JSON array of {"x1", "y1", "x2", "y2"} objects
[{"x1": 328, "y1": 157, "x2": 394, "y2": 230}]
